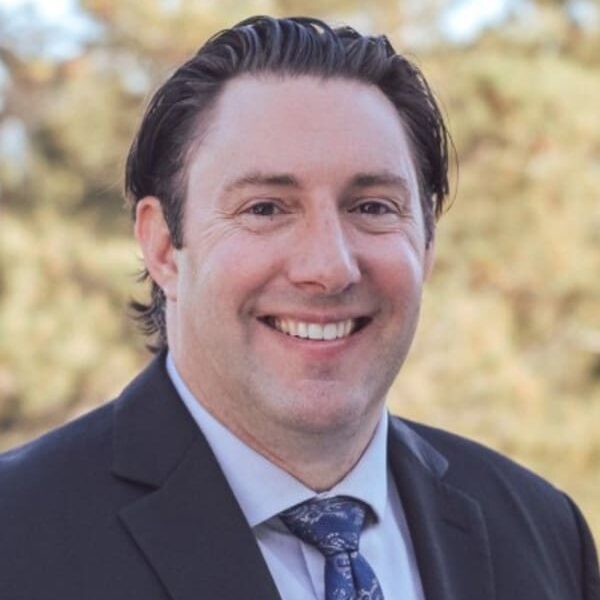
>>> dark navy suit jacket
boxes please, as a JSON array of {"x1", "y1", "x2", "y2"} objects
[{"x1": 1, "y1": 354, "x2": 599, "y2": 599}]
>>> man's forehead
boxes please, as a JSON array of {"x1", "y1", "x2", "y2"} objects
[
  {"x1": 185, "y1": 74, "x2": 417, "y2": 187},
  {"x1": 212, "y1": 73, "x2": 398, "y2": 121}
]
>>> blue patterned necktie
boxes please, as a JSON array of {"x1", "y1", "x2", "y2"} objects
[{"x1": 279, "y1": 496, "x2": 385, "y2": 600}]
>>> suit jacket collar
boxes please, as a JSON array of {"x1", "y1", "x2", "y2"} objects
[
  {"x1": 388, "y1": 417, "x2": 495, "y2": 600},
  {"x1": 111, "y1": 351, "x2": 198, "y2": 487},
  {"x1": 111, "y1": 353, "x2": 281, "y2": 600}
]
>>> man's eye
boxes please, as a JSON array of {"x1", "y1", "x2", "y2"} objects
[
  {"x1": 353, "y1": 201, "x2": 394, "y2": 215},
  {"x1": 247, "y1": 202, "x2": 281, "y2": 217}
]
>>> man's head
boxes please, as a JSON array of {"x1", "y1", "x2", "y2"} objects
[
  {"x1": 129, "y1": 16, "x2": 450, "y2": 478},
  {"x1": 126, "y1": 15, "x2": 449, "y2": 349}
]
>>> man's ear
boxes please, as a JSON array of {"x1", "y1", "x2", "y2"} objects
[
  {"x1": 424, "y1": 237, "x2": 436, "y2": 281},
  {"x1": 134, "y1": 197, "x2": 178, "y2": 301}
]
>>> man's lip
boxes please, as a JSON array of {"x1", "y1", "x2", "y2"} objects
[
  {"x1": 257, "y1": 314, "x2": 373, "y2": 340},
  {"x1": 255, "y1": 312, "x2": 373, "y2": 324}
]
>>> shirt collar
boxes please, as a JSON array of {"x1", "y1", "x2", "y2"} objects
[{"x1": 166, "y1": 352, "x2": 389, "y2": 528}]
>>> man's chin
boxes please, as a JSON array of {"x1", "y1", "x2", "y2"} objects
[{"x1": 270, "y1": 385, "x2": 382, "y2": 436}]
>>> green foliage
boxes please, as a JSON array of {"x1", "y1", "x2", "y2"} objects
[{"x1": 1, "y1": 0, "x2": 599, "y2": 539}]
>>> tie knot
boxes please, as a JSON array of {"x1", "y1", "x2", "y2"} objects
[{"x1": 279, "y1": 496, "x2": 369, "y2": 557}]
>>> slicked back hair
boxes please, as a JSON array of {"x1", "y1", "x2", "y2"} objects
[{"x1": 125, "y1": 15, "x2": 450, "y2": 351}]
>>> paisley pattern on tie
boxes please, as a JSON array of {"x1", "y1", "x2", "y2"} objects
[{"x1": 280, "y1": 496, "x2": 385, "y2": 600}]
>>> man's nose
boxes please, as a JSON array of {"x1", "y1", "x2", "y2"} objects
[{"x1": 287, "y1": 210, "x2": 361, "y2": 295}]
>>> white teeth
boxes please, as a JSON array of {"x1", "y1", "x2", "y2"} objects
[
  {"x1": 270, "y1": 318, "x2": 358, "y2": 341},
  {"x1": 323, "y1": 324, "x2": 337, "y2": 341},
  {"x1": 307, "y1": 323, "x2": 323, "y2": 340},
  {"x1": 289, "y1": 320, "x2": 298, "y2": 336},
  {"x1": 344, "y1": 320, "x2": 352, "y2": 336}
]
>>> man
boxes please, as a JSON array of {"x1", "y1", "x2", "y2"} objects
[{"x1": 0, "y1": 15, "x2": 598, "y2": 600}]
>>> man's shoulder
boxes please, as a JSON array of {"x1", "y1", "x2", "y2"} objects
[
  {"x1": 393, "y1": 417, "x2": 600, "y2": 596},
  {"x1": 0, "y1": 352, "x2": 196, "y2": 514},
  {"x1": 0, "y1": 352, "x2": 173, "y2": 491},
  {"x1": 0, "y1": 400, "x2": 116, "y2": 500},
  {"x1": 0, "y1": 357, "x2": 181, "y2": 599},
  {"x1": 396, "y1": 416, "x2": 562, "y2": 496},
  {"x1": 393, "y1": 416, "x2": 587, "y2": 542}
]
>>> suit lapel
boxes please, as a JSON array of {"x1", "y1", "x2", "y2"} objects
[
  {"x1": 111, "y1": 355, "x2": 281, "y2": 600},
  {"x1": 388, "y1": 418, "x2": 495, "y2": 600}
]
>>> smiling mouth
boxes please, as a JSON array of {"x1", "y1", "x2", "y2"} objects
[{"x1": 260, "y1": 316, "x2": 371, "y2": 341}]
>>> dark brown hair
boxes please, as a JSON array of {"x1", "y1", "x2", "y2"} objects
[{"x1": 125, "y1": 15, "x2": 450, "y2": 351}]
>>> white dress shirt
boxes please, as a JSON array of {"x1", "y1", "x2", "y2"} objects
[{"x1": 166, "y1": 353, "x2": 424, "y2": 600}]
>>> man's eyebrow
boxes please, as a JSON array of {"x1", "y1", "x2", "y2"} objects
[
  {"x1": 221, "y1": 170, "x2": 410, "y2": 195},
  {"x1": 223, "y1": 172, "x2": 301, "y2": 193},
  {"x1": 348, "y1": 172, "x2": 411, "y2": 194}
]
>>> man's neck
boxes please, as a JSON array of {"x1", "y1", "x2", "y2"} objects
[{"x1": 220, "y1": 412, "x2": 381, "y2": 491}]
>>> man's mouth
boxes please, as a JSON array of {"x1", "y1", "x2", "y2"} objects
[{"x1": 260, "y1": 316, "x2": 371, "y2": 341}]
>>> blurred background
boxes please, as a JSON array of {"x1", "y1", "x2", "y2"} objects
[{"x1": 0, "y1": 0, "x2": 599, "y2": 539}]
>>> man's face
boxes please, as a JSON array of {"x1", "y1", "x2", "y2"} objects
[{"x1": 168, "y1": 75, "x2": 433, "y2": 446}]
